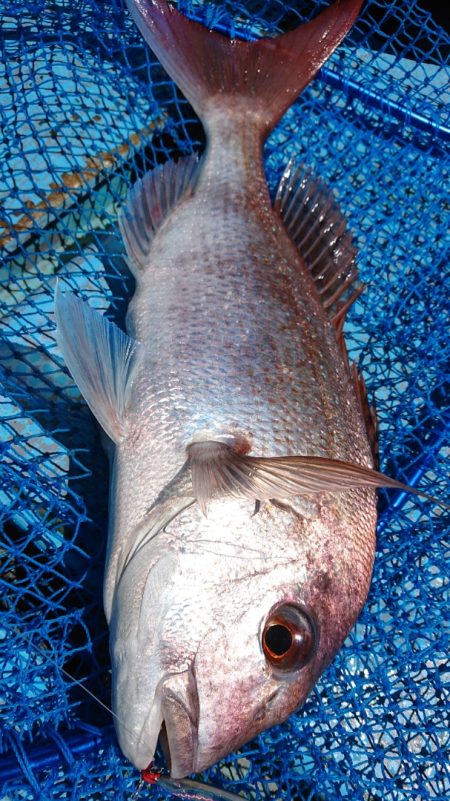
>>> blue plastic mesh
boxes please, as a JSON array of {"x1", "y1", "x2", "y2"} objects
[{"x1": 0, "y1": 0, "x2": 449, "y2": 799}]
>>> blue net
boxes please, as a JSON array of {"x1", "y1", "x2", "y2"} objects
[{"x1": 0, "y1": 0, "x2": 449, "y2": 799}]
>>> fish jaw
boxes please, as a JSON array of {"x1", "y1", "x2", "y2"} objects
[
  {"x1": 107, "y1": 508, "x2": 278, "y2": 776},
  {"x1": 111, "y1": 666, "x2": 199, "y2": 775},
  {"x1": 160, "y1": 677, "x2": 199, "y2": 778},
  {"x1": 119, "y1": 694, "x2": 163, "y2": 770},
  {"x1": 108, "y1": 543, "x2": 204, "y2": 775}
]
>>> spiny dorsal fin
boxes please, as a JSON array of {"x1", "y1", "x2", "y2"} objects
[
  {"x1": 275, "y1": 162, "x2": 363, "y2": 330},
  {"x1": 187, "y1": 441, "x2": 448, "y2": 515},
  {"x1": 54, "y1": 284, "x2": 138, "y2": 443},
  {"x1": 119, "y1": 154, "x2": 200, "y2": 275}
]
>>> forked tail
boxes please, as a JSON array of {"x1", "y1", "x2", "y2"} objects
[{"x1": 127, "y1": 0, "x2": 363, "y2": 136}]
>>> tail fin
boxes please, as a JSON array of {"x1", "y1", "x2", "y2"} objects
[{"x1": 127, "y1": 0, "x2": 363, "y2": 135}]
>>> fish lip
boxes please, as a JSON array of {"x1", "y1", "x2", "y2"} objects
[
  {"x1": 161, "y1": 688, "x2": 199, "y2": 779},
  {"x1": 133, "y1": 698, "x2": 163, "y2": 769},
  {"x1": 128, "y1": 669, "x2": 199, "y2": 775}
]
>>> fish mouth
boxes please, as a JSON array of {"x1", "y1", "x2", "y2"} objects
[
  {"x1": 159, "y1": 690, "x2": 198, "y2": 778},
  {"x1": 125, "y1": 670, "x2": 199, "y2": 776}
]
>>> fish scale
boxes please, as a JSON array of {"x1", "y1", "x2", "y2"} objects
[{"x1": 127, "y1": 143, "x2": 369, "y2": 461}]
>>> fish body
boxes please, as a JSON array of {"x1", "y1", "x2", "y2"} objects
[{"x1": 54, "y1": 0, "x2": 389, "y2": 779}]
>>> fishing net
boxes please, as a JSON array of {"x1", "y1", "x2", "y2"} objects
[{"x1": 0, "y1": 0, "x2": 448, "y2": 799}]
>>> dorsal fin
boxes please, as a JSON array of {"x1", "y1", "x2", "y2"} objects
[
  {"x1": 275, "y1": 162, "x2": 363, "y2": 331},
  {"x1": 119, "y1": 154, "x2": 200, "y2": 275}
]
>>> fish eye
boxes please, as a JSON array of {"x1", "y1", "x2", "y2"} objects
[{"x1": 262, "y1": 604, "x2": 318, "y2": 671}]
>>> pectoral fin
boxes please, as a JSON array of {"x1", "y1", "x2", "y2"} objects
[
  {"x1": 187, "y1": 441, "x2": 447, "y2": 513},
  {"x1": 54, "y1": 284, "x2": 138, "y2": 442}
]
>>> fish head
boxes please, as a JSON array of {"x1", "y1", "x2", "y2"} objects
[{"x1": 110, "y1": 493, "x2": 376, "y2": 777}]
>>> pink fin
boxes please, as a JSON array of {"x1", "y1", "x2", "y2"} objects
[
  {"x1": 126, "y1": 0, "x2": 363, "y2": 133},
  {"x1": 275, "y1": 162, "x2": 363, "y2": 329},
  {"x1": 187, "y1": 442, "x2": 449, "y2": 514},
  {"x1": 119, "y1": 154, "x2": 200, "y2": 275}
]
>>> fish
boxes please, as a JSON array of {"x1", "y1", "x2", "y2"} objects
[{"x1": 54, "y1": 0, "x2": 434, "y2": 781}]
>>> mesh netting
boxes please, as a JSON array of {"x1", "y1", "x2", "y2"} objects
[{"x1": 0, "y1": 0, "x2": 449, "y2": 799}]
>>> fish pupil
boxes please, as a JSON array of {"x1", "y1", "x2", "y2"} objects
[{"x1": 265, "y1": 624, "x2": 292, "y2": 656}]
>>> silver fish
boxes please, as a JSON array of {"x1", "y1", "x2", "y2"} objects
[{"x1": 54, "y1": 0, "x2": 423, "y2": 780}]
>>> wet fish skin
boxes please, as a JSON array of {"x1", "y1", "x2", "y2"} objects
[{"x1": 55, "y1": 0, "x2": 381, "y2": 779}]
